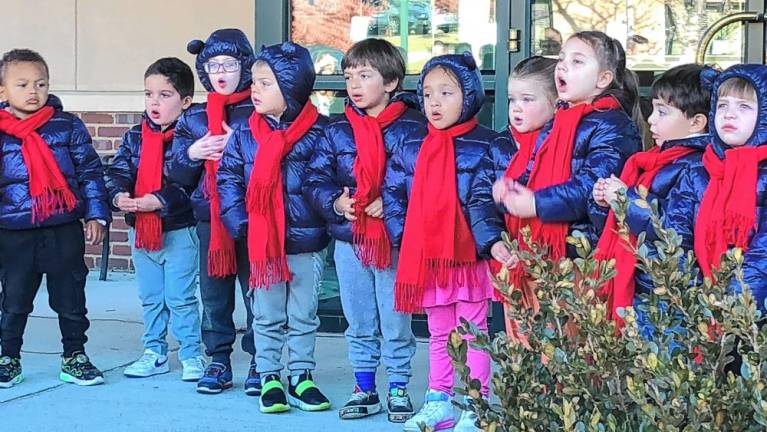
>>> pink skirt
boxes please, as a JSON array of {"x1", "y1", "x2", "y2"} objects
[{"x1": 421, "y1": 260, "x2": 494, "y2": 308}]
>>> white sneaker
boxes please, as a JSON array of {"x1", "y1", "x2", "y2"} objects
[
  {"x1": 123, "y1": 349, "x2": 169, "y2": 378},
  {"x1": 454, "y1": 408, "x2": 481, "y2": 431},
  {"x1": 403, "y1": 390, "x2": 454, "y2": 432},
  {"x1": 181, "y1": 356, "x2": 206, "y2": 382}
]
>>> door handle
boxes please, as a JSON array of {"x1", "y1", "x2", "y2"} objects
[
  {"x1": 696, "y1": 11, "x2": 766, "y2": 64},
  {"x1": 509, "y1": 28, "x2": 521, "y2": 53}
]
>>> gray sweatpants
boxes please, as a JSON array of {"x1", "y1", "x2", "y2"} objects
[
  {"x1": 334, "y1": 241, "x2": 416, "y2": 385},
  {"x1": 250, "y1": 251, "x2": 325, "y2": 376}
]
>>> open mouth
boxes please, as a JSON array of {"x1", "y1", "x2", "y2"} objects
[
  {"x1": 430, "y1": 112, "x2": 443, "y2": 121},
  {"x1": 149, "y1": 109, "x2": 161, "y2": 119},
  {"x1": 216, "y1": 79, "x2": 228, "y2": 89}
]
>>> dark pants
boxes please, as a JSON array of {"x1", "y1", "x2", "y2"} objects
[
  {"x1": 196, "y1": 222, "x2": 255, "y2": 365},
  {"x1": 0, "y1": 222, "x2": 90, "y2": 358}
]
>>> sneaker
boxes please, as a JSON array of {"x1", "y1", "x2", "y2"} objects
[
  {"x1": 387, "y1": 386, "x2": 414, "y2": 423},
  {"x1": 0, "y1": 356, "x2": 23, "y2": 388},
  {"x1": 181, "y1": 356, "x2": 206, "y2": 382},
  {"x1": 338, "y1": 385, "x2": 382, "y2": 419},
  {"x1": 60, "y1": 352, "x2": 105, "y2": 386},
  {"x1": 454, "y1": 409, "x2": 481, "y2": 432},
  {"x1": 196, "y1": 362, "x2": 233, "y2": 394},
  {"x1": 260, "y1": 374, "x2": 290, "y2": 414},
  {"x1": 403, "y1": 390, "x2": 454, "y2": 432},
  {"x1": 244, "y1": 362, "x2": 261, "y2": 396},
  {"x1": 287, "y1": 370, "x2": 331, "y2": 412},
  {"x1": 124, "y1": 349, "x2": 169, "y2": 378}
]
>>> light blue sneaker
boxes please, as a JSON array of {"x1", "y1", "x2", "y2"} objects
[{"x1": 403, "y1": 390, "x2": 454, "y2": 432}]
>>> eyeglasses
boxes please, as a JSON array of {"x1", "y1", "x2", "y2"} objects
[{"x1": 203, "y1": 60, "x2": 241, "y2": 74}]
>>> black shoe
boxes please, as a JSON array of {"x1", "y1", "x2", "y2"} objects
[
  {"x1": 60, "y1": 352, "x2": 104, "y2": 386},
  {"x1": 244, "y1": 362, "x2": 261, "y2": 396},
  {"x1": 338, "y1": 385, "x2": 382, "y2": 419},
  {"x1": 196, "y1": 362, "x2": 233, "y2": 394},
  {"x1": 0, "y1": 356, "x2": 23, "y2": 388},
  {"x1": 260, "y1": 374, "x2": 290, "y2": 413},
  {"x1": 387, "y1": 387, "x2": 415, "y2": 423},
  {"x1": 288, "y1": 370, "x2": 331, "y2": 412}
]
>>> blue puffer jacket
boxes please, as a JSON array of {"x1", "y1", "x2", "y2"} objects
[
  {"x1": 616, "y1": 135, "x2": 709, "y2": 295},
  {"x1": 105, "y1": 114, "x2": 196, "y2": 232},
  {"x1": 303, "y1": 92, "x2": 428, "y2": 246},
  {"x1": 218, "y1": 41, "x2": 330, "y2": 254},
  {"x1": 0, "y1": 95, "x2": 110, "y2": 229},
  {"x1": 387, "y1": 53, "x2": 501, "y2": 257},
  {"x1": 169, "y1": 28, "x2": 255, "y2": 222},
  {"x1": 679, "y1": 64, "x2": 767, "y2": 312}
]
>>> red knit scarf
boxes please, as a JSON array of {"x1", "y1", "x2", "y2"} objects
[
  {"x1": 394, "y1": 118, "x2": 480, "y2": 313},
  {"x1": 345, "y1": 101, "x2": 407, "y2": 270},
  {"x1": 595, "y1": 145, "x2": 697, "y2": 325},
  {"x1": 502, "y1": 97, "x2": 621, "y2": 290},
  {"x1": 204, "y1": 89, "x2": 251, "y2": 277},
  {"x1": 694, "y1": 145, "x2": 767, "y2": 278},
  {"x1": 246, "y1": 102, "x2": 319, "y2": 288},
  {"x1": 0, "y1": 107, "x2": 76, "y2": 223},
  {"x1": 133, "y1": 121, "x2": 174, "y2": 251}
]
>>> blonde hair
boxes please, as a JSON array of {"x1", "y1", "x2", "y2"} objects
[{"x1": 718, "y1": 77, "x2": 757, "y2": 101}]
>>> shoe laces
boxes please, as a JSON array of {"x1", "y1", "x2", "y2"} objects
[
  {"x1": 389, "y1": 388, "x2": 410, "y2": 407},
  {"x1": 349, "y1": 387, "x2": 373, "y2": 402}
]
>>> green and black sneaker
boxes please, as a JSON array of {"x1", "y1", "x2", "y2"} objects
[
  {"x1": 288, "y1": 370, "x2": 331, "y2": 412},
  {"x1": 0, "y1": 356, "x2": 23, "y2": 388},
  {"x1": 60, "y1": 352, "x2": 104, "y2": 386},
  {"x1": 260, "y1": 374, "x2": 290, "y2": 414}
]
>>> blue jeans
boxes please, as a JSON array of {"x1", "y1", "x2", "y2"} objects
[
  {"x1": 130, "y1": 226, "x2": 202, "y2": 361},
  {"x1": 334, "y1": 241, "x2": 415, "y2": 385}
]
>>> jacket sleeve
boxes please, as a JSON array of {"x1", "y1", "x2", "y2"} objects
[
  {"x1": 302, "y1": 131, "x2": 345, "y2": 224},
  {"x1": 534, "y1": 117, "x2": 639, "y2": 223},
  {"x1": 71, "y1": 118, "x2": 111, "y2": 222},
  {"x1": 217, "y1": 130, "x2": 248, "y2": 240},
  {"x1": 733, "y1": 232, "x2": 767, "y2": 313},
  {"x1": 154, "y1": 180, "x2": 193, "y2": 219},
  {"x1": 587, "y1": 196, "x2": 610, "y2": 234},
  {"x1": 104, "y1": 130, "x2": 136, "y2": 211},
  {"x1": 169, "y1": 111, "x2": 205, "y2": 189},
  {"x1": 469, "y1": 144, "x2": 508, "y2": 258}
]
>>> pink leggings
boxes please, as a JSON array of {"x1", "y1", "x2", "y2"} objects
[{"x1": 425, "y1": 300, "x2": 491, "y2": 396}]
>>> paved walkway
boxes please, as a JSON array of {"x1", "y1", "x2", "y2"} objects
[{"x1": 0, "y1": 273, "x2": 448, "y2": 432}]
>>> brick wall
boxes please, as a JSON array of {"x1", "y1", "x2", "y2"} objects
[{"x1": 76, "y1": 111, "x2": 144, "y2": 272}]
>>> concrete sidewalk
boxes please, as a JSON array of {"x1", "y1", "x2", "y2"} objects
[{"x1": 0, "y1": 273, "x2": 444, "y2": 432}]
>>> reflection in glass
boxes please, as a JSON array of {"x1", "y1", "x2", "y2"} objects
[
  {"x1": 531, "y1": 0, "x2": 746, "y2": 71},
  {"x1": 291, "y1": 0, "x2": 497, "y2": 74}
]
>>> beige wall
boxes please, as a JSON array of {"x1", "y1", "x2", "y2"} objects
[{"x1": 1, "y1": 0, "x2": 255, "y2": 110}]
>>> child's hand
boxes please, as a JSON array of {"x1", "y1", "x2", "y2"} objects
[
  {"x1": 592, "y1": 178, "x2": 609, "y2": 208},
  {"x1": 114, "y1": 192, "x2": 137, "y2": 213},
  {"x1": 188, "y1": 124, "x2": 231, "y2": 162},
  {"x1": 502, "y1": 182, "x2": 537, "y2": 219},
  {"x1": 135, "y1": 194, "x2": 164, "y2": 212},
  {"x1": 492, "y1": 178, "x2": 511, "y2": 204},
  {"x1": 491, "y1": 241, "x2": 519, "y2": 268},
  {"x1": 334, "y1": 187, "x2": 357, "y2": 221},
  {"x1": 602, "y1": 175, "x2": 627, "y2": 206},
  {"x1": 364, "y1": 197, "x2": 383, "y2": 218},
  {"x1": 85, "y1": 220, "x2": 105, "y2": 246}
]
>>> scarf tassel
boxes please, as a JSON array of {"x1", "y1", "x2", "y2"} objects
[
  {"x1": 208, "y1": 247, "x2": 238, "y2": 278},
  {"x1": 352, "y1": 230, "x2": 392, "y2": 270},
  {"x1": 31, "y1": 187, "x2": 77, "y2": 224},
  {"x1": 249, "y1": 256, "x2": 292, "y2": 289},
  {"x1": 134, "y1": 214, "x2": 163, "y2": 251}
]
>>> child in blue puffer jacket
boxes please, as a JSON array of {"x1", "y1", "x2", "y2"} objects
[
  {"x1": 217, "y1": 41, "x2": 331, "y2": 415},
  {"x1": 0, "y1": 49, "x2": 110, "y2": 388},
  {"x1": 303, "y1": 38, "x2": 425, "y2": 423},
  {"x1": 105, "y1": 57, "x2": 205, "y2": 382},
  {"x1": 168, "y1": 29, "x2": 259, "y2": 395}
]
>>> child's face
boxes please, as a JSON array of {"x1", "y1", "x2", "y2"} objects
[
  {"x1": 205, "y1": 55, "x2": 241, "y2": 95},
  {"x1": 715, "y1": 93, "x2": 758, "y2": 147},
  {"x1": 422, "y1": 67, "x2": 463, "y2": 130},
  {"x1": 647, "y1": 98, "x2": 700, "y2": 146},
  {"x1": 144, "y1": 74, "x2": 192, "y2": 130},
  {"x1": 0, "y1": 61, "x2": 49, "y2": 119},
  {"x1": 507, "y1": 77, "x2": 555, "y2": 133},
  {"x1": 555, "y1": 38, "x2": 611, "y2": 105},
  {"x1": 344, "y1": 63, "x2": 397, "y2": 117},
  {"x1": 251, "y1": 62, "x2": 287, "y2": 118}
]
